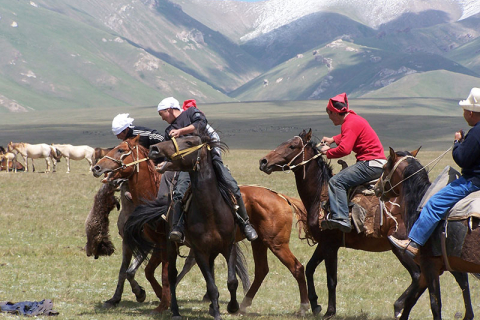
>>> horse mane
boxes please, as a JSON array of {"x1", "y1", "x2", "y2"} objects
[
  {"x1": 196, "y1": 128, "x2": 236, "y2": 210},
  {"x1": 294, "y1": 135, "x2": 334, "y2": 243},
  {"x1": 132, "y1": 142, "x2": 161, "y2": 190},
  {"x1": 394, "y1": 151, "x2": 431, "y2": 231}
]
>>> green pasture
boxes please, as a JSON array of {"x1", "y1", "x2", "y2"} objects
[
  {"x1": 0, "y1": 98, "x2": 465, "y2": 152},
  {"x1": 0, "y1": 148, "x2": 477, "y2": 320}
]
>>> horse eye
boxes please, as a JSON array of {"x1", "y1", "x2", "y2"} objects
[
  {"x1": 289, "y1": 145, "x2": 295, "y2": 149},
  {"x1": 118, "y1": 148, "x2": 125, "y2": 153}
]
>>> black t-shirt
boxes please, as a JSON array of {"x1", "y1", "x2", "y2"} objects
[
  {"x1": 125, "y1": 125, "x2": 165, "y2": 149},
  {"x1": 164, "y1": 107, "x2": 207, "y2": 141}
]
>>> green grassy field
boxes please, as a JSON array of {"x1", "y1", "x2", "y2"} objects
[
  {"x1": 0, "y1": 98, "x2": 466, "y2": 152},
  {"x1": 1, "y1": 148, "x2": 478, "y2": 320}
]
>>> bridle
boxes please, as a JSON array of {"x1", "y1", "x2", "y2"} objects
[
  {"x1": 274, "y1": 136, "x2": 323, "y2": 178},
  {"x1": 376, "y1": 155, "x2": 414, "y2": 197},
  {"x1": 169, "y1": 136, "x2": 211, "y2": 171},
  {"x1": 102, "y1": 140, "x2": 149, "y2": 174}
]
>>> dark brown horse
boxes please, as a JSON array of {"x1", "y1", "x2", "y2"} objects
[
  {"x1": 125, "y1": 183, "x2": 310, "y2": 315},
  {"x1": 375, "y1": 147, "x2": 479, "y2": 320},
  {"x1": 259, "y1": 129, "x2": 473, "y2": 320},
  {"x1": 146, "y1": 134, "x2": 241, "y2": 320},
  {"x1": 90, "y1": 135, "x2": 170, "y2": 313}
]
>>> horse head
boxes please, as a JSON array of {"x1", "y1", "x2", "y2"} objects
[
  {"x1": 374, "y1": 147, "x2": 421, "y2": 201},
  {"x1": 92, "y1": 135, "x2": 143, "y2": 180},
  {"x1": 150, "y1": 132, "x2": 223, "y2": 173},
  {"x1": 259, "y1": 129, "x2": 313, "y2": 174}
]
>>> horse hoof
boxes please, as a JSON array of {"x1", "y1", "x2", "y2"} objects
[
  {"x1": 227, "y1": 301, "x2": 239, "y2": 314},
  {"x1": 102, "y1": 301, "x2": 118, "y2": 309},
  {"x1": 311, "y1": 305, "x2": 321, "y2": 316},
  {"x1": 136, "y1": 288, "x2": 146, "y2": 303},
  {"x1": 323, "y1": 311, "x2": 336, "y2": 319}
]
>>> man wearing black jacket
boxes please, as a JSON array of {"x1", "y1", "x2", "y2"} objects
[{"x1": 156, "y1": 97, "x2": 258, "y2": 243}]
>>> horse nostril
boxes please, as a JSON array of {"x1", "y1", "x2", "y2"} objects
[
  {"x1": 259, "y1": 158, "x2": 267, "y2": 165},
  {"x1": 92, "y1": 165, "x2": 100, "y2": 172}
]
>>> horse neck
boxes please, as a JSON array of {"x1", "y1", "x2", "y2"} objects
[
  {"x1": 128, "y1": 157, "x2": 158, "y2": 205},
  {"x1": 293, "y1": 147, "x2": 330, "y2": 228},
  {"x1": 188, "y1": 151, "x2": 228, "y2": 221}
]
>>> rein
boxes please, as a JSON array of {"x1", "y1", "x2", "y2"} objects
[
  {"x1": 170, "y1": 136, "x2": 210, "y2": 161},
  {"x1": 274, "y1": 136, "x2": 323, "y2": 178},
  {"x1": 103, "y1": 141, "x2": 150, "y2": 174},
  {"x1": 377, "y1": 146, "x2": 453, "y2": 197}
]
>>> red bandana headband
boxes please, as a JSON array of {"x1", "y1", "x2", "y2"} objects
[{"x1": 327, "y1": 93, "x2": 356, "y2": 114}]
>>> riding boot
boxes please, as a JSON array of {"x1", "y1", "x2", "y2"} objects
[
  {"x1": 235, "y1": 197, "x2": 258, "y2": 241},
  {"x1": 169, "y1": 201, "x2": 185, "y2": 243}
]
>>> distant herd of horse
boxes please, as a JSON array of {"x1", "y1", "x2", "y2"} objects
[
  {"x1": 81, "y1": 129, "x2": 480, "y2": 320},
  {"x1": 0, "y1": 142, "x2": 113, "y2": 173}
]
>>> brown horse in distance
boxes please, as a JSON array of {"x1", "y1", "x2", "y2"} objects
[
  {"x1": 259, "y1": 129, "x2": 473, "y2": 320},
  {"x1": 93, "y1": 147, "x2": 114, "y2": 165},
  {"x1": 375, "y1": 148, "x2": 478, "y2": 320}
]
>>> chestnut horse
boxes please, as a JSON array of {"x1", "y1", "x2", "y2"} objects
[
  {"x1": 375, "y1": 147, "x2": 479, "y2": 320},
  {"x1": 91, "y1": 135, "x2": 170, "y2": 312},
  {"x1": 259, "y1": 129, "x2": 473, "y2": 319}
]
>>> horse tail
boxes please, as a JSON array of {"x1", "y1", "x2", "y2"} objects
[
  {"x1": 123, "y1": 197, "x2": 168, "y2": 262},
  {"x1": 233, "y1": 242, "x2": 251, "y2": 293},
  {"x1": 280, "y1": 194, "x2": 316, "y2": 244}
]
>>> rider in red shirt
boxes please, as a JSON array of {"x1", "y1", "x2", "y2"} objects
[{"x1": 320, "y1": 93, "x2": 386, "y2": 233}]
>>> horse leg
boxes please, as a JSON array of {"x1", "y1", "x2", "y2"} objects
[
  {"x1": 144, "y1": 250, "x2": 163, "y2": 301},
  {"x1": 240, "y1": 240, "x2": 268, "y2": 313},
  {"x1": 147, "y1": 249, "x2": 171, "y2": 314},
  {"x1": 323, "y1": 244, "x2": 340, "y2": 319},
  {"x1": 103, "y1": 242, "x2": 145, "y2": 308},
  {"x1": 424, "y1": 262, "x2": 442, "y2": 320},
  {"x1": 270, "y1": 242, "x2": 309, "y2": 316},
  {"x1": 66, "y1": 157, "x2": 71, "y2": 173},
  {"x1": 450, "y1": 271, "x2": 473, "y2": 320},
  {"x1": 305, "y1": 244, "x2": 325, "y2": 316},
  {"x1": 45, "y1": 157, "x2": 50, "y2": 173},
  {"x1": 390, "y1": 247, "x2": 424, "y2": 319},
  {"x1": 226, "y1": 245, "x2": 239, "y2": 314},
  {"x1": 196, "y1": 252, "x2": 221, "y2": 320},
  {"x1": 168, "y1": 241, "x2": 181, "y2": 319},
  {"x1": 176, "y1": 248, "x2": 196, "y2": 285}
]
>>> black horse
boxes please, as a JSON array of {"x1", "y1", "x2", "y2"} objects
[{"x1": 125, "y1": 133, "x2": 243, "y2": 320}]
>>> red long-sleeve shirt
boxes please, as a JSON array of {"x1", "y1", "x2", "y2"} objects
[{"x1": 326, "y1": 113, "x2": 386, "y2": 161}]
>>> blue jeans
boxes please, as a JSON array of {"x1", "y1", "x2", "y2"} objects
[
  {"x1": 328, "y1": 161, "x2": 383, "y2": 221},
  {"x1": 409, "y1": 176, "x2": 480, "y2": 246}
]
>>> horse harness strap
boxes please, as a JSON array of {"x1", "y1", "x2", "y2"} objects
[
  {"x1": 170, "y1": 136, "x2": 211, "y2": 161},
  {"x1": 377, "y1": 155, "x2": 414, "y2": 196}
]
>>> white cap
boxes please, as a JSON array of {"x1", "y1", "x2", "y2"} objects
[
  {"x1": 112, "y1": 113, "x2": 134, "y2": 135},
  {"x1": 459, "y1": 88, "x2": 480, "y2": 112},
  {"x1": 157, "y1": 97, "x2": 181, "y2": 112}
]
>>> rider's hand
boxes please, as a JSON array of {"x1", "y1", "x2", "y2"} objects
[{"x1": 320, "y1": 145, "x2": 330, "y2": 154}]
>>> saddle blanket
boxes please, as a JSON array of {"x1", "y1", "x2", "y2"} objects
[{"x1": 417, "y1": 166, "x2": 480, "y2": 220}]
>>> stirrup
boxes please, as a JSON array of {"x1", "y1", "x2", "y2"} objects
[{"x1": 169, "y1": 230, "x2": 184, "y2": 243}]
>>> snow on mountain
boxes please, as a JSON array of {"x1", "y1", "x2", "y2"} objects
[{"x1": 239, "y1": 0, "x2": 480, "y2": 42}]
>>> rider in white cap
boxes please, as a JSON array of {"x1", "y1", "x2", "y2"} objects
[{"x1": 112, "y1": 113, "x2": 165, "y2": 148}]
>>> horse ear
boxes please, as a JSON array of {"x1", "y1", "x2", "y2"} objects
[
  {"x1": 389, "y1": 147, "x2": 396, "y2": 161},
  {"x1": 132, "y1": 135, "x2": 141, "y2": 144},
  {"x1": 410, "y1": 146, "x2": 422, "y2": 158},
  {"x1": 305, "y1": 129, "x2": 312, "y2": 141}
]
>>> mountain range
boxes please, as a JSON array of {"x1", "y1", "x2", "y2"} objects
[{"x1": 1, "y1": 0, "x2": 480, "y2": 113}]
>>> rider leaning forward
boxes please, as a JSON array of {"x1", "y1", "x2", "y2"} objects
[
  {"x1": 156, "y1": 97, "x2": 258, "y2": 243},
  {"x1": 389, "y1": 87, "x2": 480, "y2": 258},
  {"x1": 319, "y1": 92, "x2": 387, "y2": 233}
]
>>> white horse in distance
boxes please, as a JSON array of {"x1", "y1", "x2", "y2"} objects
[
  {"x1": 7, "y1": 142, "x2": 60, "y2": 173},
  {"x1": 52, "y1": 144, "x2": 95, "y2": 173},
  {"x1": 0, "y1": 152, "x2": 18, "y2": 172}
]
